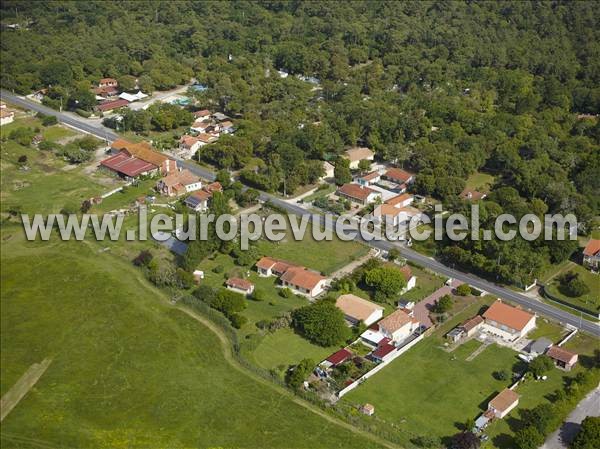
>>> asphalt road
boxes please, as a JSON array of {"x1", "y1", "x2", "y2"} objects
[{"x1": 3, "y1": 89, "x2": 599, "y2": 337}]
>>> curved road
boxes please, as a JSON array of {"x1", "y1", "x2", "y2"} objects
[{"x1": 2, "y1": 89, "x2": 598, "y2": 337}]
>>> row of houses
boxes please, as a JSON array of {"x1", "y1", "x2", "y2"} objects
[
  {"x1": 255, "y1": 256, "x2": 328, "y2": 298},
  {"x1": 176, "y1": 110, "x2": 235, "y2": 159},
  {"x1": 92, "y1": 78, "x2": 149, "y2": 113}
]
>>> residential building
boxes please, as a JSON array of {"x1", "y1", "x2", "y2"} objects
[
  {"x1": 322, "y1": 161, "x2": 335, "y2": 179},
  {"x1": 96, "y1": 98, "x2": 129, "y2": 112},
  {"x1": 110, "y1": 139, "x2": 176, "y2": 175},
  {"x1": 460, "y1": 188, "x2": 487, "y2": 201},
  {"x1": 582, "y1": 239, "x2": 600, "y2": 269},
  {"x1": 255, "y1": 257, "x2": 298, "y2": 277},
  {"x1": 344, "y1": 147, "x2": 375, "y2": 169},
  {"x1": 482, "y1": 300, "x2": 536, "y2": 341},
  {"x1": 191, "y1": 120, "x2": 210, "y2": 133},
  {"x1": 226, "y1": 277, "x2": 255, "y2": 296},
  {"x1": 373, "y1": 204, "x2": 422, "y2": 227},
  {"x1": 193, "y1": 109, "x2": 211, "y2": 120},
  {"x1": 335, "y1": 294, "x2": 384, "y2": 326},
  {"x1": 356, "y1": 170, "x2": 381, "y2": 186},
  {"x1": 98, "y1": 78, "x2": 118, "y2": 88},
  {"x1": 0, "y1": 108, "x2": 15, "y2": 126},
  {"x1": 385, "y1": 193, "x2": 414, "y2": 208},
  {"x1": 547, "y1": 346, "x2": 578, "y2": 371},
  {"x1": 377, "y1": 309, "x2": 419, "y2": 343},
  {"x1": 204, "y1": 181, "x2": 223, "y2": 193},
  {"x1": 461, "y1": 315, "x2": 484, "y2": 337},
  {"x1": 359, "y1": 404, "x2": 375, "y2": 416},
  {"x1": 193, "y1": 270, "x2": 204, "y2": 284},
  {"x1": 446, "y1": 327, "x2": 465, "y2": 343},
  {"x1": 383, "y1": 168, "x2": 415, "y2": 185},
  {"x1": 93, "y1": 86, "x2": 119, "y2": 98},
  {"x1": 219, "y1": 120, "x2": 235, "y2": 134},
  {"x1": 196, "y1": 133, "x2": 218, "y2": 145},
  {"x1": 370, "y1": 338, "x2": 397, "y2": 363},
  {"x1": 185, "y1": 189, "x2": 212, "y2": 212},
  {"x1": 337, "y1": 183, "x2": 381, "y2": 205},
  {"x1": 399, "y1": 265, "x2": 417, "y2": 294},
  {"x1": 213, "y1": 112, "x2": 229, "y2": 122},
  {"x1": 279, "y1": 266, "x2": 328, "y2": 298},
  {"x1": 488, "y1": 388, "x2": 519, "y2": 419},
  {"x1": 179, "y1": 135, "x2": 203, "y2": 159},
  {"x1": 156, "y1": 169, "x2": 202, "y2": 197}
]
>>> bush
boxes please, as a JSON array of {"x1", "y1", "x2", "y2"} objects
[
  {"x1": 529, "y1": 354, "x2": 554, "y2": 377},
  {"x1": 176, "y1": 268, "x2": 195, "y2": 289},
  {"x1": 493, "y1": 370, "x2": 510, "y2": 381},
  {"x1": 558, "y1": 271, "x2": 590, "y2": 297},
  {"x1": 193, "y1": 284, "x2": 217, "y2": 303},
  {"x1": 456, "y1": 284, "x2": 471, "y2": 296},
  {"x1": 279, "y1": 287, "x2": 293, "y2": 298},
  {"x1": 252, "y1": 288, "x2": 266, "y2": 301},
  {"x1": 292, "y1": 301, "x2": 350, "y2": 346},
  {"x1": 433, "y1": 294, "x2": 453, "y2": 313},
  {"x1": 212, "y1": 265, "x2": 224, "y2": 273},
  {"x1": 41, "y1": 115, "x2": 58, "y2": 126},
  {"x1": 229, "y1": 313, "x2": 248, "y2": 329},
  {"x1": 38, "y1": 140, "x2": 57, "y2": 152},
  {"x1": 133, "y1": 250, "x2": 153, "y2": 267},
  {"x1": 75, "y1": 108, "x2": 91, "y2": 118}
]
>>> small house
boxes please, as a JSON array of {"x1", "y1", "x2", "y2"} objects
[
  {"x1": 335, "y1": 294, "x2": 384, "y2": 327},
  {"x1": 360, "y1": 404, "x2": 375, "y2": 416},
  {"x1": 344, "y1": 147, "x2": 374, "y2": 169},
  {"x1": 193, "y1": 270, "x2": 204, "y2": 284},
  {"x1": 156, "y1": 169, "x2": 202, "y2": 197},
  {"x1": 399, "y1": 265, "x2": 417, "y2": 294},
  {"x1": 488, "y1": 388, "x2": 519, "y2": 419},
  {"x1": 582, "y1": 239, "x2": 600, "y2": 269},
  {"x1": 226, "y1": 277, "x2": 255, "y2": 296},
  {"x1": 377, "y1": 309, "x2": 419, "y2": 343},
  {"x1": 547, "y1": 346, "x2": 578, "y2": 371},
  {"x1": 1, "y1": 108, "x2": 15, "y2": 126},
  {"x1": 337, "y1": 183, "x2": 381, "y2": 205},
  {"x1": 357, "y1": 170, "x2": 381, "y2": 187},
  {"x1": 383, "y1": 168, "x2": 415, "y2": 185},
  {"x1": 321, "y1": 348, "x2": 353, "y2": 369},
  {"x1": 185, "y1": 189, "x2": 212, "y2": 212},
  {"x1": 179, "y1": 135, "x2": 203, "y2": 159}
]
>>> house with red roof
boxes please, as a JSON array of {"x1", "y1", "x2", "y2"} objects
[
  {"x1": 156, "y1": 169, "x2": 202, "y2": 197},
  {"x1": 383, "y1": 168, "x2": 415, "y2": 185},
  {"x1": 547, "y1": 346, "x2": 578, "y2": 371},
  {"x1": 98, "y1": 78, "x2": 118, "y2": 88},
  {"x1": 337, "y1": 183, "x2": 381, "y2": 205},
  {"x1": 226, "y1": 277, "x2": 255, "y2": 296},
  {"x1": 377, "y1": 308, "x2": 419, "y2": 343},
  {"x1": 482, "y1": 300, "x2": 536, "y2": 341},
  {"x1": 321, "y1": 348, "x2": 353, "y2": 369},
  {"x1": 255, "y1": 257, "x2": 328, "y2": 298},
  {"x1": 100, "y1": 152, "x2": 158, "y2": 179},
  {"x1": 583, "y1": 239, "x2": 600, "y2": 269},
  {"x1": 357, "y1": 170, "x2": 381, "y2": 187},
  {"x1": 96, "y1": 98, "x2": 129, "y2": 112},
  {"x1": 179, "y1": 135, "x2": 203, "y2": 159}
]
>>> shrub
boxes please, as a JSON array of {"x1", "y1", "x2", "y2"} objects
[
  {"x1": 176, "y1": 268, "x2": 195, "y2": 289},
  {"x1": 433, "y1": 294, "x2": 453, "y2": 313},
  {"x1": 493, "y1": 370, "x2": 510, "y2": 381},
  {"x1": 292, "y1": 301, "x2": 350, "y2": 346},
  {"x1": 456, "y1": 284, "x2": 471, "y2": 296},
  {"x1": 558, "y1": 271, "x2": 590, "y2": 297},
  {"x1": 75, "y1": 108, "x2": 91, "y2": 118},
  {"x1": 528, "y1": 354, "x2": 554, "y2": 377},
  {"x1": 279, "y1": 287, "x2": 293, "y2": 298},
  {"x1": 38, "y1": 140, "x2": 57, "y2": 152},
  {"x1": 252, "y1": 288, "x2": 266, "y2": 301},
  {"x1": 212, "y1": 264, "x2": 224, "y2": 273},
  {"x1": 41, "y1": 115, "x2": 58, "y2": 126},
  {"x1": 229, "y1": 313, "x2": 248, "y2": 329},
  {"x1": 133, "y1": 250, "x2": 153, "y2": 267}
]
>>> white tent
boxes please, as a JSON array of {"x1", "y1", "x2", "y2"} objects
[{"x1": 119, "y1": 91, "x2": 148, "y2": 102}]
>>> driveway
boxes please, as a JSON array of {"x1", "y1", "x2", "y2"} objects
[{"x1": 539, "y1": 386, "x2": 600, "y2": 449}]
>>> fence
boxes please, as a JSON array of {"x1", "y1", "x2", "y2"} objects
[
  {"x1": 540, "y1": 285, "x2": 600, "y2": 320},
  {"x1": 337, "y1": 333, "x2": 425, "y2": 398}
]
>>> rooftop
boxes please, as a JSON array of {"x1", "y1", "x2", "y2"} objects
[
  {"x1": 100, "y1": 152, "x2": 156, "y2": 177},
  {"x1": 384, "y1": 168, "x2": 413, "y2": 183},
  {"x1": 583, "y1": 239, "x2": 600, "y2": 256},
  {"x1": 280, "y1": 266, "x2": 326, "y2": 291},
  {"x1": 226, "y1": 277, "x2": 254, "y2": 291},
  {"x1": 489, "y1": 388, "x2": 519, "y2": 413},
  {"x1": 547, "y1": 346, "x2": 578, "y2": 364},
  {"x1": 378, "y1": 309, "x2": 413, "y2": 334},
  {"x1": 337, "y1": 183, "x2": 378, "y2": 201},
  {"x1": 344, "y1": 147, "x2": 374, "y2": 162},
  {"x1": 483, "y1": 300, "x2": 534, "y2": 332},
  {"x1": 336, "y1": 294, "x2": 384, "y2": 322}
]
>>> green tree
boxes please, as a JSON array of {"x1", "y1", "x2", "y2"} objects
[
  {"x1": 118, "y1": 74, "x2": 137, "y2": 92},
  {"x1": 285, "y1": 358, "x2": 315, "y2": 390},
  {"x1": 455, "y1": 284, "x2": 471, "y2": 296},
  {"x1": 357, "y1": 158, "x2": 371, "y2": 173},
  {"x1": 433, "y1": 294, "x2": 453, "y2": 313},
  {"x1": 529, "y1": 355, "x2": 554, "y2": 377},
  {"x1": 448, "y1": 431, "x2": 480, "y2": 449},
  {"x1": 571, "y1": 416, "x2": 600, "y2": 449},
  {"x1": 514, "y1": 426, "x2": 544, "y2": 449},
  {"x1": 364, "y1": 266, "x2": 407, "y2": 301},
  {"x1": 292, "y1": 301, "x2": 350, "y2": 346},
  {"x1": 334, "y1": 157, "x2": 352, "y2": 185}
]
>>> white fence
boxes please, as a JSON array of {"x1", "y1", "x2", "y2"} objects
[{"x1": 337, "y1": 334, "x2": 425, "y2": 398}]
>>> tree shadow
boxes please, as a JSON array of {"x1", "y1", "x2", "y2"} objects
[
  {"x1": 492, "y1": 432, "x2": 515, "y2": 449},
  {"x1": 559, "y1": 421, "x2": 581, "y2": 446},
  {"x1": 478, "y1": 391, "x2": 499, "y2": 411}
]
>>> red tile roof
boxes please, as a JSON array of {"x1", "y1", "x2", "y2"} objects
[
  {"x1": 384, "y1": 168, "x2": 413, "y2": 183},
  {"x1": 97, "y1": 98, "x2": 129, "y2": 111},
  {"x1": 372, "y1": 339, "x2": 396, "y2": 359},
  {"x1": 326, "y1": 348, "x2": 352, "y2": 366},
  {"x1": 583, "y1": 239, "x2": 600, "y2": 257},
  {"x1": 398, "y1": 265, "x2": 413, "y2": 282},
  {"x1": 489, "y1": 388, "x2": 519, "y2": 413},
  {"x1": 100, "y1": 152, "x2": 157, "y2": 177},
  {"x1": 483, "y1": 300, "x2": 534, "y2": 332},
  {"x1": 547, "y1": 346, "x2": 578, "y2": 364},
  {"x1": 378, "y1": 309, "x2": 412, "y2": 334},
  {"x1": 193, "y1": 109, "x2": 210, "y2": 117},
  {"x1": 461, "y1": 315, "x2": 484, "y2": 332},
  {"x1": 226, "y1": 277, "x2": 254, "y2": 291},
  {"x1": 280, "y1": 266, "x2": 326, "y2": 291},
  {"x1": 189, "y1": 189, "x2": 212, "y2": 201},
  {"x1": 360, "y1": 171, "x2": 380, "y2": 181},
  {"x1": 337, "y1": 183, "x2": 378, "y2": 201},
  {"x1": 385, "y1": 193, "x2": 413, "y2": 207}
]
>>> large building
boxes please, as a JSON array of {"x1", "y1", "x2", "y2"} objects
[
  {"x1": 335, "y1": 294, "x2": 384, "y2": 326},
  {"x1": 482, "y1": 300, "x2": 536, "y2": 341},
  {"x1": 255, "y1": 257, "x2": 328, "y2": 298}
]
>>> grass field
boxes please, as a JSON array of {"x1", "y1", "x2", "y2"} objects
[
  {"x1": 544, "y1": 262, "x2": 600, "y2": 315},
  {"x1": 465, "y1": 171, "x2": 495, "y2": 192},
  {"x1": 251, "y1": 328, "x2": 338, "y2": 371},
  {"x1": 0, "y1": 225, "x2": 384, "y2": 449}
]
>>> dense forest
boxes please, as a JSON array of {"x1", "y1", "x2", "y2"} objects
[{"x1": 2, "y1": 1, "x2": 599, "y2": 285}]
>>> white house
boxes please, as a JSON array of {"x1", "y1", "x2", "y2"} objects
[
  {"x1": 279, "y1": 266, "x2": 328, "y2": 298},
  {"x1": 356, "y1": 170, "x2": 381, "y2": 187},
  {"x1": 185, "y1": 189, "x2": 212, "y2": 212},
  {"x1": 583, "y1": 239, "x2": 600, "y2": 269},
  {"x1": 179, "y1": 135, "x2": 203, "y2": 159},
  {"x1": 336, "y1": 294, "x2": 384, "y2": 326},
  {"x1": 322, "y1": 161, "x2": 335, "y2": 179},
  {"x1": 337, "y1": 183, "x2": 381, "y2": 205},
  {"x1": 488, "y1": 389, "x2": 519, "y2": 419},
  {"x1": 482, "y1": 300, "x2": 536, "y2": 341},
  {"x1": 0, "y1": 108, "x2": 15, "y2": 126},
  {"x1": 399, "y1": 266, "x2": 417, "y2": 294},
  {"x1": 226, "y1": 277, "x2": 255, "y2": 296},
  {"x1": 156, "y1": 169, "x2": 202, "y2": 197},
  {"x1": 376, "y1": 309, "x2": 419, "y2": 343}
]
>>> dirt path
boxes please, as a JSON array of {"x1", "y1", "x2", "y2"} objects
[
  {"x1": 465, "y1": 342, "x2": 490, "y2": 361},
  {"x1": 330, "y1": 249, "x2": 378, "y2": 280},
  {"x1": 1, "y1": 358, "x2": 52, "y2": 422},
  {"x1": 175, "y1": 305, "x2": 399, "y2": 449}
]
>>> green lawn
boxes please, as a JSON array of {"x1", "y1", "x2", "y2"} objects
[
  {"x1": 302, "y1": 184, "x2": 336, "y2": 203},
  {"x1": 0, "y1": 225, "x2": 383, "y2": 449},
  {"x1": 254, "y1": 220, "x2": 369, "y2": 275},
  {"x1": 251, "y1": 328, "x2": 338, "y2": 371},
  {"x1": 465, "y1": 171, "x2": 495, "y2": 192},
  {"x1": 544, "y1": 262, "x2": 600, "y2": 315}
]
